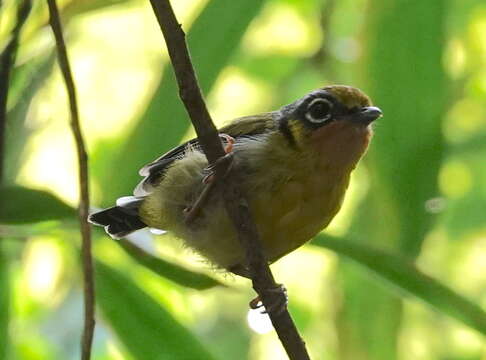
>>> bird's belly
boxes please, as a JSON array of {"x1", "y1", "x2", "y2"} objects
[
  {"x1": 250, "y1": 174, "x2": 348, "y2": 262},
  {"x1": 140, "y1": 150, "x2": 349, "y2": 270}
]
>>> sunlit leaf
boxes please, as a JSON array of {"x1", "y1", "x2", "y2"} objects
[
  {"x1": 118, "y1": 239, "x2": 225, "y2": 290},
  {"x1": 313, "y1": 235, "x2": 486, "y2": 335},
  {"x1": 96, "y1": 261, "x2": 216, "y2": 360},
  {"x1": 0, "y1": 186, "x2": 75, "y2": 224}
]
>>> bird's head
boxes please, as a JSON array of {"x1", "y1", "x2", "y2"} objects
[{"x1": 277, "y1": 85, "x2": 382, "y2": 171}]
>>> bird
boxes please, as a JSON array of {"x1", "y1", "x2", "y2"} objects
[{"x1": 89, "y1": 85, "x2": 382, "y2": 278}]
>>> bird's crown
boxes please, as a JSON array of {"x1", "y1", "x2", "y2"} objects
[{"x1": 322, "y1": 85, "x2": 371, "y2": 109}]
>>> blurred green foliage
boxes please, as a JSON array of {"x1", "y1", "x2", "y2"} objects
[
  {"x1": 0, "y1": 0, "x2": 485, "y2": 359},
  {"x1": 96, "y1": 261, "x2": 216, "y2": 360}
]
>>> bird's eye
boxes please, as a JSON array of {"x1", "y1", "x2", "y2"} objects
[{"x1": 306, "y1": 98, "x2": 333, "y2": 124}]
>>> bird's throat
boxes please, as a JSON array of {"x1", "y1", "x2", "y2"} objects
[{"x1": 310, "y1": 121, "x2": 372, "y2": 172}]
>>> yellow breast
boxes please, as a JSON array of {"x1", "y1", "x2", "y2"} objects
[{"x1": 249, "y1": 161, "x2": 350, "y2": 262}]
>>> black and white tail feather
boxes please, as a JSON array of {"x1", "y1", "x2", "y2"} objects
[
  {"x1": 88, "y1": 140, "x2": 201, "y2": 239},
  {"x1": 88, "y1": 196, "x2": 146, "y2": 239}
]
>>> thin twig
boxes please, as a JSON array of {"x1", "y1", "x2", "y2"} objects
[
  {"x1": 149, "y1": 1, "x2": 310, "y2": 359},
  {"x1": 0, "y1": 0, "x2": 32, "y2": 182},
  {"x1": 46, "y1": 1, "x2": 95, "y2": 359}
]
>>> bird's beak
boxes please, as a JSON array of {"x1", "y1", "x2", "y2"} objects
[{"x1": 350, "y1": 106, "x2": 382, "y2": 125}]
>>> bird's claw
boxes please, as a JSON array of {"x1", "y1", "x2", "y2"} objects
[
  {"x1": 219, "y1": 133, "x2": 235, "y2": 153},
  {"x1": 202, "y1": 134, "x2": 235, "y2": 184},
  {"x1": 249, "y1": 284, "x2": 288, "y2": 315}
]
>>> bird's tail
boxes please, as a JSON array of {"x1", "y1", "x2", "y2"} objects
[{"x1": 88, "y1": 196, "x2": 147, "y2": 239}]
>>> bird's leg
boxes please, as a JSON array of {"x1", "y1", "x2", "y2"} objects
[
  {"x1": 250, "y1": 284, "x2": 288, "y2": 315},
  {"x1": 184, "y1": 134, "x2": 235, "y2": 223}
]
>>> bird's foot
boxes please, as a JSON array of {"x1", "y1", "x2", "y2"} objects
[
  {"x1": 220, "y1": 133, "x2": 235, "y2": 153},
  {"x1": 184, "y1": 134, "x2": 235, "y2": 222},
  {"x1": 202, "y1": 134, "x2": 235, "y2": 184},
  {"x1": 249, "y1": 284, "x2": 288, "y2": 315}
]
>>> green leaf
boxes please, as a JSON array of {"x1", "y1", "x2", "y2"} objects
[
  {"x1": 0, "y1": 186, "x2": 75, "y2": 224},
  {"x1": 313, "y1": 235, "x2": 486, "y2": 335},
  {"x1": 96, "y1": 261, "x2": 216, "y2": 360},
  {"x1": 0, "y1": 246, "x2": 9, "y2": 359},
  {"x1": 96, "y1": 0, "x2": 265, "y2": 203},
  {"x1": 338, "y1": 1, "x2": 450, "y2": 358},
  {"x1": 366, "y1": 0, "x2": 448, "y2": 257},
  {"x1": 118, "y1": 239, "x2": 225, "y2": 290}
]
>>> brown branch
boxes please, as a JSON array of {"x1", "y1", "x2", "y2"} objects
[
  {"x1": 46, "y1": 1, "x2": 95, "y2": 359},
  {"x1": 149, "y1": 1, "x2": 310, "y2": 359}
]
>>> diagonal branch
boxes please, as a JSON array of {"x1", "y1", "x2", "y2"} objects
[
  {"x1": 148, "y1": 1, "x2": 311, "y2": 359},
  {"x1": 46, "y1": 1, "x2": 95, "y2": 359}
]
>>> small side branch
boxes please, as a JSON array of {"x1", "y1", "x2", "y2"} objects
[
  {"x1": 46, "y1": 1, "x2": 95, "y2": 359},
  {"x1": 149, "y1": 1, "x2": 310, "y2": 359}
]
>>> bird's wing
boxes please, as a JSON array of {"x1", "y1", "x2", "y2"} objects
[{"x1": 133, "y1": 113, "x2": 276, "y2": 196}]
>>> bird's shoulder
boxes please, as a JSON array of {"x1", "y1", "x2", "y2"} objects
[
  {"x1": 219, "y1": 112, "x2": 276, "y2": 137},
  {"x1": 133, "y1": 112, "x2": 276, "y2": 196}
]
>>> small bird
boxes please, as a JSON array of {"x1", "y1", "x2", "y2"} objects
[{"x1": 89, "y1": 85, "x2": 381, "y2": 277}]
